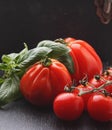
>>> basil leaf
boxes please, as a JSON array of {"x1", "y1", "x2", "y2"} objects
[
  {"x1": 57, "y1": 54, "x2": 75, "y2": 74},
  {"x1": 6, "y1": 53, "x2": 19, "y2": 60},
  {"x1": 37, "y1": 40, "x2": 70, "y2": 58},
  {"x1": 14, "y1": 43, "x2": 28, "y2": 64},
  {"x1": 0, "y1": 74, "x2": 21, "y2": 107},
  {"x1": 5, "y1": 44, "x2": 28, "y2": 64},
  {"x1": 0, "y1": 78, "x2": 4, "y2": 85},
  {"x1": 0, "y1": 63, "x2": 8, "y2": 71},
  {"x1": 2, "y1": 55, "x2": 13, "y2": 63},
  {"x1": 37, "y1": 40, "x2": 74, "y2": 73},
  {"x1": 19, "y1": 46, "x2": 52, "y2": 69}
]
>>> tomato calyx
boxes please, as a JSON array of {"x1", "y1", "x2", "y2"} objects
[
  {"x1": 79, "y1": 75, "x2": 89, "y2": 86},
  {"x1": 54, "y1": 38, "x2": 67, "y2": 45},
  {"x1": 64, "y1": 81, "x2": 76, "y2": 92},
  {"x1": 94, "y1": 74, "x2": 101, "y2": 80},
  {"x1": 94, "y1": 74, "x2": 107, "y2": 83},
  {"x1": 103, "y1": 70, "x2": 112, "y2": 77},
  {"x1": 101, "y1": 89, "x2": 112, "y2": 97},
  {"x1": 40, "y1": 57, "x2": 52, "y2": 67}
]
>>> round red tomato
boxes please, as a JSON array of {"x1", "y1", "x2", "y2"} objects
[
  {"x1": 53, "y1": 92, "x2": 84, "y2": 121},
  {"x1": 102, "y1": 68, "x2": 112, "y2": 93},
  {"x1": 103, "y1": 67, "x2": 112, "y2": 80},
  {"x1": 89, "y1": 74, "x2": 112, "y2": 94},
  {"x1": 64, "y1": 37, "x2": 103, "y2": 83},
  {"x1": 89, "y1": 75, "x2": 105, "y2": 88},
  {"x1": 20, "y1": 59, "x2": 72, "y2": 106},
  {"x1": 87, "y1": 93, "x2": 112, "y2": 122},
  {"x1": 105, "y1": 83, "x2": 112, "y2": 94}
]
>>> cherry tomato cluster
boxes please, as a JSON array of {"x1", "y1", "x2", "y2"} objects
[{"x1": 53, "y1": 67, "x2": 112, "y2": 122}]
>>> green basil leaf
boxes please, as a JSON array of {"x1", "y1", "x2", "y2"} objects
[
  {"x1": 14, "y1": 43, "x2": 28, "y2": 64},
  {"x1": 0, "y1": 78, "x2": 4, "y2": 85},
  {"x1": 0, "y1": 74, "x2": 21, "y2": 107},
  {"x1": 37, "y1": 40, "x2": 70, "y2": 58},
  {"x1": 5, "y1": 43, "x2": 28, "y2": 64},
  {"x1": 2, "y1": 55, "x2": 13, "y2": 63},
  {"x1": 57, "y1": 53, "x2": 75, "y2": 74},
  {"x1": 19, "y1": 46, "x2": 52, "y2": 69},
  {"x1": 0, "y1": 63, "x2": 8, "y2": 71},
  {"x1": 6, "y1": 53, "x2": 19, "y2": 60}
]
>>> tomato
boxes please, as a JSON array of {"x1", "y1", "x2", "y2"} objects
[
  {"x1": 102, "y1": 68, "x2": 112, "y2": 93},
  {"x1": 53, "y1": 92, "x2": 84, "y2": 121},
  {"x1": 64, "y1": 37, "x2": 103, "y2": 83},
  {"x1": 89, "y1": 74, "x2": 112, "y2": 94},
  {"x1": 89, "y1": 75, "x2": 105, "y2": 88},
  {"x1": 87, "y1": 93, "x2": 112, "y2": 122},
  {"x1": 73, "y1": 82, "x2": 94, "y2": 110},
  {"x1": 89, "y1": 68, "x2": 112, "y2": 93},
  {"x1": 104, "y1": 84, "x2": 112, "y2": 94},
  {"x1": 20, "y1": 59, "x2": 72, "y2": 106},
  {"x1": 103, "y1": 67, "x2": 112, "y2": 80}
]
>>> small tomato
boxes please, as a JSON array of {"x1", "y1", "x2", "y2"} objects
[
  {"x1": 87, "y1": 93, "x2": 112, "y2": 122},
  {"x1": 89, "y1": 70, "x2": 112, "y2": 94},
  {"x1": 53, "y1": 92, "x2": 84, "y2": 121},
  {"x1": 89, "y1": 75, "x2": 105, "y2": 88},
  {"x1": 102, "y1": 68, "x2": 112, "y2": 93}
]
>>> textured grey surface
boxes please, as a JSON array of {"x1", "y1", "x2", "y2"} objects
[{"x1": 0, "y1": 99, "x2": 111, "y2": 130}]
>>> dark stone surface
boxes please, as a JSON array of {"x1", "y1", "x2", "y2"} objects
[{"x1": 0, "y1": 99, "x2": 111, "y2": 130}]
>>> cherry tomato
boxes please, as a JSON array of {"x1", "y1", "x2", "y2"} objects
[
  {"x1": 105, "y1": 84, "x2": 112, "y2": 94},
  {"x1": 89, "y1": 68, "x2": 112, "y2": 93},
  {"x1": 73, "y1": 82, "x2": 94, "y2": 110},
  {"x1": 64, "y1": 37, "x2": 103, "y2": 83},
  {"x1": 103, "y1": 67, "x2": 112, "y2": 80},
  {"x1": 87, "y1": 93, "x2": 112, "y2": 122},
  {"x1": 20, "y1": 59, "x2": 72, "y2": 106},
  {"x1": 53, "y1": 92, "x2": 84, "y2": 121},
  {"x1": 102, "y1": 68, "x2": 112, "y2": 93},
  {"x1": 89, "y1": 75, "x2": 105, "y2": 88}
]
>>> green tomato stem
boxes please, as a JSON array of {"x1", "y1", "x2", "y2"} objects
[{"x1": 55, "y1": 38, "x2": 67, "y2": 45}]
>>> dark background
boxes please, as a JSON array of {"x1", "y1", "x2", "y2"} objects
[
  {"x1": 0, "y1": 1, "x2": 112, "y2": 130},
  {"x1": 0, "y1": 0, "x2": 112, "y2": 64}
]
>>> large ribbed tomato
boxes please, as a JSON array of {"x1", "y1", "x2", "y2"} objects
[
  {"x1": 64, "y1": 37, "x2": 103, "y2": 84},
  {"x1": 20, "y1": 58, "x2": 72, "y2": 106}
]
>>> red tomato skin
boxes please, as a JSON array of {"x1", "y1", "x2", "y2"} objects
[
  {"x1": 105, "y1": 85, "x2": 112, "y2": 94},
  {"x1": 53, "y1": 93, "x2": 84, "y2": 121},
  {"x1": 89, "y1": 72, "x2": 112, "y2": 93},
  {"x1": 87, "y1": 94, "x2": 112, "y2": 122},
  {"x1": 73, "y1": 84, "x2": 94, "y2": 110},
  {"x1": 20, "y1": 59, "x2": 72, "y2": 106},
  {"x1": 89, "y1": 76, "x2": 112, "y2": 93},
  {"x1": 64, "y1": 37, "x2": 103, "y2": 83},
  {"x1": 89, "y1": 76, "x2": 105, "y2": 88},
  {"x1": 102, "y1": 68, "x2": 112, "y2": 93},
  {"x1": 64, "y1": 37, "x2": 76, "y2": 42}
]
